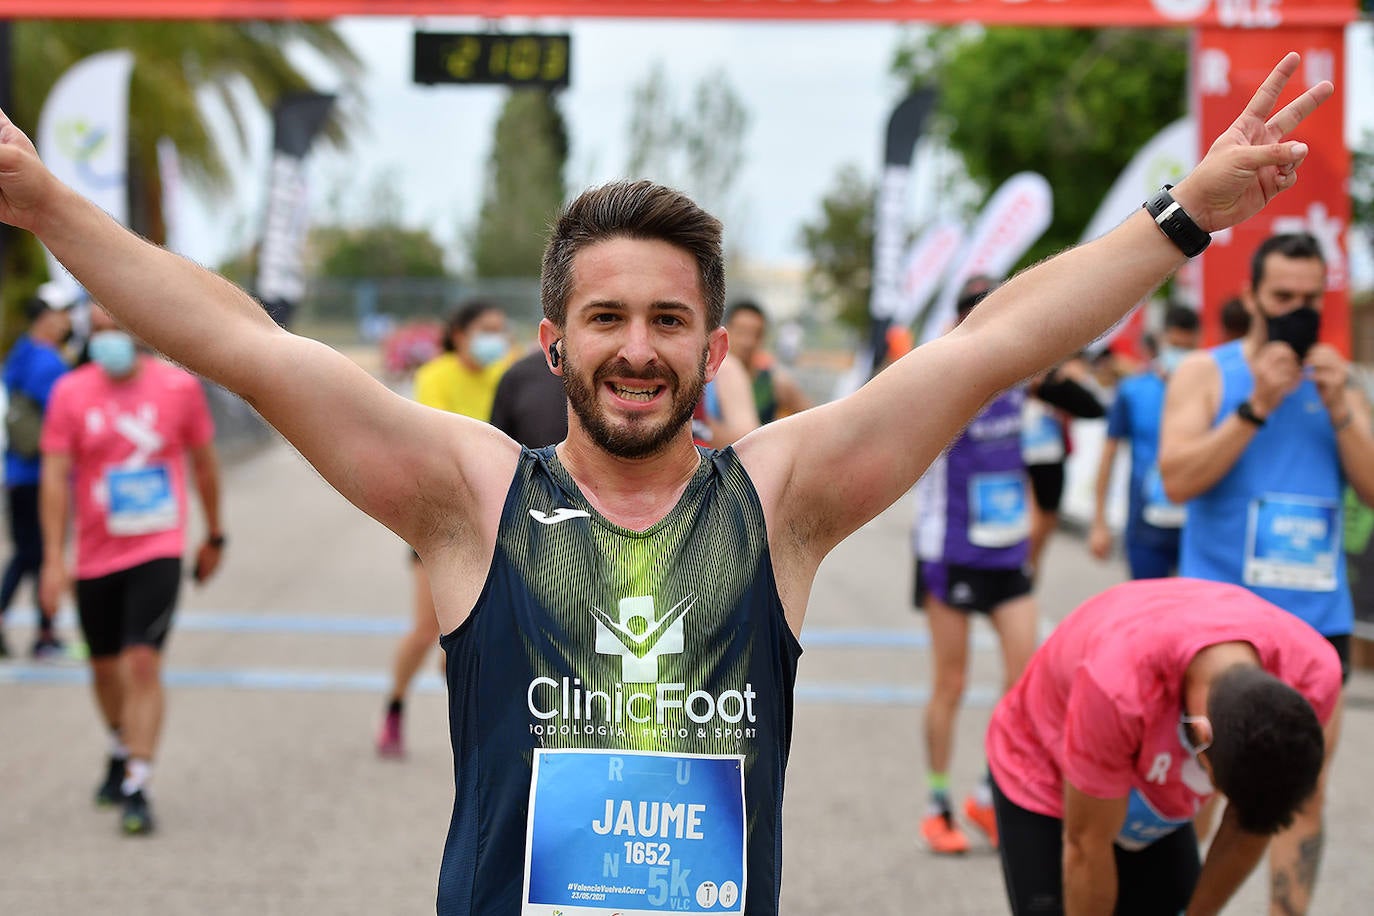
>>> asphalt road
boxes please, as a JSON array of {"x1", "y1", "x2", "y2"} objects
[{"x1": 2, "y1": 435, "x2": 1371, "y2": 914}]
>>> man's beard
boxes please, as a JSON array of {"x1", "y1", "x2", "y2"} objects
[{"x1": 563, "y1": 347, "x2": 708, "y2": 459}]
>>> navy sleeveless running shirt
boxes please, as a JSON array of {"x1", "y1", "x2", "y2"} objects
[{"x1": 437, "y1": 446, "x2": 802, "y2": 915}]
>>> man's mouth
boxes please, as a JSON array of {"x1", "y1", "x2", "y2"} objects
[{"x1": 608, "y1": 382, "x2": 663, "y2": 402}]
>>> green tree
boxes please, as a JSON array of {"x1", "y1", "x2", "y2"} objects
[
  {"x1": 624, "y1": 65, "x2": 749, "y2": 226},
  {"x1": 4, "y1": 21, "x2": 359, "y2": 344},
  {"x1": 470, "y1": 89, "x2": 568, "y2": 278},
  {"x1": 893, "y1": 26, "x2": 1189, "y2": 268},
  {"x1": 313, "y1": 201, "x2": 449, "y2": 281},
  {"x1": 798, "y1": 164, "x2": 876, "y2": 332}
]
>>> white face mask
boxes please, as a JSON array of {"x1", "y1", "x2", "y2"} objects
[
  {"x1": 89, "y1": 330, "x2": 137, "y2": 377},
  {"x1": 470, "y1": 332, "x2": 509, "y2": 367},
  {"x1": 1156, "y1": 345, "x2": 1190, "y2": 376}
]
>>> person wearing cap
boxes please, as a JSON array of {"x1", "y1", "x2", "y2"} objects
[{"x1": 1, "y1": 286, "x2": 73, "y2": 657}]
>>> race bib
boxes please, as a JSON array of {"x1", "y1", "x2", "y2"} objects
[
  {"x1": 968, "y1": 472, "x2": 1030, "y2": 549},
  {"x1": 1244, "y1": 495, "x2": 1339, "y2": 592},
  {"x1": 523, "y1": 749, "x2": 746, "y2": 915},
  {"x1": 1140, "y1": 465, "x2": 1186, "y2": 529},
  {"x1": 1021, "y1": 400, "x2": 1064, "y2": 465},
  {"x1": 1115, "y1": 788, "x2": 1189, "y2": 852},
  {"x1": 104, "y1": 464, "x2": 177, "y2": 537}
]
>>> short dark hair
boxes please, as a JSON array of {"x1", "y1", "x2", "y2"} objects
[
  {"x1": 1163, "y1": 304, "x2": 1199, "y2": 333},
  {"x1": 442, "y1": 300, "x2": 501, "y2": 353},
  {"x1": 541, "y1": 180, "x2": 726, "y2": 330},
  {"x1": 1219, "y1": 296, "x2": 1251, "y2": 339},
  {"x1": 956, "y1": 275, "x2": 1001, "y2": 320},
  {"x1": 1251, "y1": 232, "x2": 1325, "y2": 291},
  {"x1": 725, "y1": 299, "x2": 766, "y2": 325},
  {"x1": 1207, "y1": 665, "x2": 1325, "y2": 834},
  {"x1": 22, "y1": 296, "x2": 54, "y2": 323}
]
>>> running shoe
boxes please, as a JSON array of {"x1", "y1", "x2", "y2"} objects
[
  {"x1": 963, "y1": 796, "x2": 999, "y2": 848},
  {"x1": 30, "y1": 634, "x2": 67, "y2": 660},
  {"x1": 376, "y1": 708, "x2": 404, "y2": 759},
  {"x1": 95, "y1": 757, "x2": 126, "y2": 807},
  {"x1": 920, "y1": 811, "x2": 970, "y2": 855},
  {"x1": 121, "y1": 789, "x2": 155, "y2": 835}
]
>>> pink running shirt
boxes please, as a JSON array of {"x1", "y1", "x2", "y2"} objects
[
  {"x1": 41, "y1": 357, "x2": 215, "y2": 580},
  {"x1": 986, "y1": 578, "x2": 1340, "y2": 844}
]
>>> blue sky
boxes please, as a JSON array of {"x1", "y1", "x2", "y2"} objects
[{"x1": 175, "y1": 18, "x2": 1374, "y2": 278}]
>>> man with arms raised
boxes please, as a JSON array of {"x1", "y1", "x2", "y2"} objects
[{"x1": 0, "y1": 54, "x2": 1327, "y2": 915}]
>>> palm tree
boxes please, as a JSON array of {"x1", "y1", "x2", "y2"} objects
[{"x1": 3, "y1": 20, "x2": 361, "y2": 340}]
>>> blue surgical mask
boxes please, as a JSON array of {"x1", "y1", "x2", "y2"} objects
[
  {"x1": 89, "y1": 330, "x2": 137, "y2": 377},
  {"x1": 470, "y1": 332, "x2": 509, "y2": 368},
  {"x1": 1157, "y1": 345, "x2": 1189, "y2": 376}
]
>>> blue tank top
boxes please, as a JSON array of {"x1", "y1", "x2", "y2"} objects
[
  {"x1": 1178, "y1": 341, "x2": 1352, "y2": 635},
  {"x1": 913, "y1": 387, "x2": 1030, "y2": 569},
  {"x1": 437, "y1": 446, "x2": 802, "y2": 915},
  {"x1": 1107, "y1": 372, "x2": 1184, "y2": 551}
]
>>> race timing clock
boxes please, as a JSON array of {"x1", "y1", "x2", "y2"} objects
[{"x1": 413, "y1": 31, "x2": 571, "y2": 89}]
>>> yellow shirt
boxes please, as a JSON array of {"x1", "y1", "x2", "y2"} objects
[{"x1": 413, "y1": 352, "x2": 513, "y2": 420}]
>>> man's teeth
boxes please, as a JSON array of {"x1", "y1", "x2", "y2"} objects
[{"x1": 613, "y1": 384, "x2": 657, "y2": 401}]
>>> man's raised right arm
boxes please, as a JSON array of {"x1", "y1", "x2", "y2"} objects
[{"x1": 0, "y1": 111, "x2": 515, "y2": 546}]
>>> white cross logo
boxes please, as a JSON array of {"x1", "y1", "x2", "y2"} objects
[{"x1": 590, "y1": 594, "x2": 694, "y2": 683}]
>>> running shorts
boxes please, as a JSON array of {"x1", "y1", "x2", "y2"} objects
[
  {"x1": 914, "y1": 560, "x2": 1032, "y2": 614},
  {"x1": 991, "y1": 775, "x2": 1200, "y2": 915},
  {"x1": 76, "y1": 557, "x2": 183, "y2": 658}
]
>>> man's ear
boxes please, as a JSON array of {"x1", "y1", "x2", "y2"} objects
[
  {"x1": 538, "y1": 319, "x2": 564, "y2": 376},
  {"x1": 703, "y1": 326, "x2": 729, "y2": 383}
]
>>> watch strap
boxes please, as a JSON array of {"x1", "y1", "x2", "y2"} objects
[
  {"x1": 1143, "y1": 185, "x2": 1211, "y2": 259},
  {"x1": 1236, "y1": 401, "x2": 1266, "y2": 427}
]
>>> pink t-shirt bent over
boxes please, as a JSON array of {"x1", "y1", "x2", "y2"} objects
[
  {"x1": 986, "y1": 578, "x2": 1340, "y2": 841},
  {"x1": 41, "y1": 357, "x2": 215, "y2": 581}
]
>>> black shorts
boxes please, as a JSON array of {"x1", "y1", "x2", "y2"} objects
[
  {"x1": 1326, "y1": 634, "x2": 1351, "y2": 684},
  {"x1": 991, "y1": 775, "x2": 1201, "y2": 915},
  {"x1": 1026, "y1": 462, "x2": 1065, "y2": 513},
  {"x1": 914, "y1": 560, "x2": 1032, "y2": 614},
  {"x1": 76, "y1": 557, "x2": 183, "y2": 659}
]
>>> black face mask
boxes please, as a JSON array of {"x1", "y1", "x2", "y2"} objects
[{"x1": 1264, "y1": 305, "x2": 1321, "y2": 360}]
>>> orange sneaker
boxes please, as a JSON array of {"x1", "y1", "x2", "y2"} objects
[
  {"x1": 963, "y1": 796, "x2": 998, "y2": 848},
  {"x1": 920, "y1": 812, "x2": 970, "y2": 855}
]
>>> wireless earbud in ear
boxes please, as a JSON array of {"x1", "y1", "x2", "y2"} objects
[{"x1": 548, "y1": 339, "x2": 562, "y2": 368}]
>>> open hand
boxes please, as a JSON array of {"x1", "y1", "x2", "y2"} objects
[{"x1": 1172, "y1": 53, "x2": 1333, "y2": 233}]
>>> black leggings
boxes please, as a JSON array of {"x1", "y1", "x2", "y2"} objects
[
  {"x1": 992, "y1": 776, "x2": 1201, "y2": 915},
  {"x1": 0, "y1": 484, "x2": 45, "y2": 623}
]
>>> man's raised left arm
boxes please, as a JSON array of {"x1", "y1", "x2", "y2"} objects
[{"x1": 741, "y1": 53, "x2": 1332, "y2": 565}]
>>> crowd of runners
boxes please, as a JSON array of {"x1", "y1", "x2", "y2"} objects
[{"x1": 0, "y1": 51, "x2": 1367, "y2": 916}]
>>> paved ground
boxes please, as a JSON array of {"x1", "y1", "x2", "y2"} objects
[{"x1": 2, "y1": 433, "x2": 1372, "y2": 914}]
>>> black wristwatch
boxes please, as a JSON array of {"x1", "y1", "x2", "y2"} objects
[
  {"x1": 1143, "y1": 185, "x2": 1211, "y2": 258},
  {"x1": 206, "y1": 533, "x2": 227, "y2": 548},
  {"x1": 1236, "y1": 401, "x2": 1267, "y2": 427}
]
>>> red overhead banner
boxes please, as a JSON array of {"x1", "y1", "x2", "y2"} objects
[
  {"x1": 0, "y1": 0, "x2": 1356, "y2": 25},
  {"x1": 1194, "y1": 24, "x2": 1349, "y2": 352}
]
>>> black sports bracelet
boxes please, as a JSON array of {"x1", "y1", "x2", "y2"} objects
[{"x1": 1143, "y1": 185, "x2": 1211, "y2": 258}]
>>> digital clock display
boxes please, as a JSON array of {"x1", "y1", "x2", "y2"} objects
[{"x1": 413, "y1": 32, "x2": 571, "y2": 88}]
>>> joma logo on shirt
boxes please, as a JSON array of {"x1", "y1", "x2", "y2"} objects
[{"x1": 589, "y1": 594, "x2": 694, "y2": 682}]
